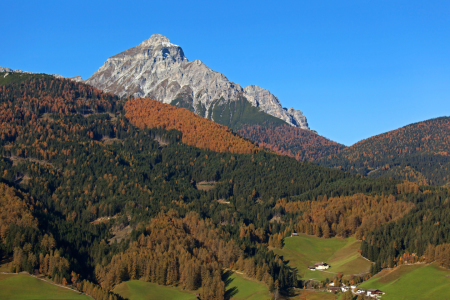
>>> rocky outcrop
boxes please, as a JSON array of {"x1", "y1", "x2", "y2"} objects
[
  {"x1": 53, "y1": 74, "x2": 84, "y2": 82},
  {"x1": 0, "y1": 67, "x2": 28, "y2": 73},
  {"x1": 85, "y1": 34, "x2": 309, "y2": 129},
  {"x1": 243, "y1": 85, "x2": 308, "y2": 128},
  {"x1": 0, "y1": 67, "x2": 13, "y2": 73}
]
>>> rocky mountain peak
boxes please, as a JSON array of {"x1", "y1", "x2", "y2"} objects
[
  {"x1": 140, "y1": 34, "x2": 175, "y2": 48},
  {"x1": 85, "y1": 35, "x2": 309, "y2": 130}
]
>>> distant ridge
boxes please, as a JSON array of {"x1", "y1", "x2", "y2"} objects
[
  {"x1": 318, "y1": 116, "x2": 450, "y2": 186},
  {"x1": 0, "y1": 66, "x2": 83, "y2": 82}
]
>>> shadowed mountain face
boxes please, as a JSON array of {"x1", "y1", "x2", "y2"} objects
[
  {"x1": 237, "y1": 123, "x2": 346, "y2": 162},
  {"x1": 317, "y1": 116, "x2": 450, "y2": 186},
  {"x1": 85, "y1": 34, "x2": 309, "y2": 129}
]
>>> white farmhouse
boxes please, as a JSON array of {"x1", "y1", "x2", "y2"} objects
[{"x1": 314, "y1": 262, "x2": 330, "y2": 270}]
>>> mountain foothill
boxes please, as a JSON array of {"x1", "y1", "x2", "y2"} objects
[{"x1": 0, "y1": 34, "x2": 449, "y2": 300}]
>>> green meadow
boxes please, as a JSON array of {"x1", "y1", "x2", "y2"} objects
[
  {"x1": 113, "y1": 280, "x2": 197, "y2": 300},
  {"x1": 273, "y1": 234, "x2": 372, "y2": 281},
  {"x1": 0, "y1": 273, "x2": 91, "y2": 300},
  {"x1": 113, "y1": 272, "x2": 271, "y2": 300},
  {"x1": 359, "y1": 263, "x2": 450, "y2": 300},
  {"x1": 226, "y1": 272, "x2": 271, "y2": 300}
]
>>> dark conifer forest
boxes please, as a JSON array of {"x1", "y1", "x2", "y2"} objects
[
  {"x1": 318, "y1": 117, "x2": 450, "y2": 187},
  {"x1": 0, "y1": 72, "x2": 449, "y2": 299}
]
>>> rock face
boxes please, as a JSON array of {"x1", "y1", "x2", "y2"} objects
[
  {"x1": 85, "y1": 34, "x2": 309, "y2": 129},
  {"x1": 243, "y1": 85, "x2": 308, "y2": 128},
  {"x1": 53, "y1": 74, "x2": 84, "y2": 82},
  {"x1": 0, "y1": 67, "x2": 28, "y2": 73}
]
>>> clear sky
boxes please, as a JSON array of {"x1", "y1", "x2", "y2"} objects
[{"x1": 2, "y1": 0, "x2": 449, "y2": 146}]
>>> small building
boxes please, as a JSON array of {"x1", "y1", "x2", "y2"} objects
[
  {"x1": 356, "y1": 288, "x2": 366, "y2": 294},
  {"x1": 308, "y1": 266, "x2": 316, "y2": 271},
  {"x1": 328, "y1": 282, "x2": 335, "y2": 286},
  {"x1": 327, "y1": 287, "x2": 340, "y2": 293},
  {"x1": 351, "y1": 284, "x2": 358, "y2": 289},
  {"x1": 314, "y1": 262, "x2": 330, "y2": 270},
  {"x1": 291, "y1": 232, "x2": 299, "y2": 237},
  {"x1": 367, "y1": 289, "x2": 384, "y2": 297},
  {"x1": 341, "y1": 286, "x2": 349, "y2": 292}
]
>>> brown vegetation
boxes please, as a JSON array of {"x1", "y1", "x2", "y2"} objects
[
  {"x1": 0, "y1": 183, "x2": 38, "y2": 242},
  {"x1": 125, "y1": 98, "x2": 260, "y2": 154},
  {"x1": 238, "y1": 124, "x2": 345, "y2": 161},
  {"x1": 275, "y1": 193, "x2": 414, "y2": 239}
]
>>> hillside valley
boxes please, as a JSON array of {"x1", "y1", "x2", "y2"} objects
[{"x1": 0, "y1": 70, "x2": 449, "y2": 300}]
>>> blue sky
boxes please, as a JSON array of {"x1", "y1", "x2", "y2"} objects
[{"x1": 2, "y1": 0, "x2": 449, "y2": 146}]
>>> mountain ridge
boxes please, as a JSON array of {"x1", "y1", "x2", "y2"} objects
[{"x1": 317, "y1": 116, "x2": 450, "y2": 186}]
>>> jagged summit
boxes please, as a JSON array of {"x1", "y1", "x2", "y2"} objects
[
  {"x1": 110, "y1": 34, "x2": 186, "y2": 62},
  {"x1": 140, "y1": 34, "x2": 178, "y2": 48},
  {"x1": 85, "y1": 34, "x2": 309, "y2": 129}
]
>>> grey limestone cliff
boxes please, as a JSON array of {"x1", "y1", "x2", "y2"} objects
[{"x1": 85, "y1": 34, "x2": 309, "y2": 129}]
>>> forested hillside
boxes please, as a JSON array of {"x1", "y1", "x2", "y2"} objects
[
  {"x1": 238, "y1": 123, "x2": 346, "y2": 161},
  {"x1": 0, "y1": 72, "x2": 449, "y2": 300},
  {"x1": 318, "y1": 117, "x2": 450, "y2": 186},
  {"x1": 125, "y1": 98, "x2": 260, "y2": 154}
]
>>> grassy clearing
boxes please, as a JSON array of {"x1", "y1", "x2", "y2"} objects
[
  {"x1": 273, "y1": 234, "x2": 371, "y2": 281},
  {"x1": 359, "y1": 263, "x2": 450, "y2": 300},
  {"x1": 227, "y1": 272, "x2": 271, "y2": 300},
  {"x1": 113, "y1": 280, "x2": 197, "y2": 300},
  {"x1": 0, "y1": 273, "x2": 91, "y2": 299},
  {"x1": 113, "y1": 273, "x2": 270, "y2": 300}
]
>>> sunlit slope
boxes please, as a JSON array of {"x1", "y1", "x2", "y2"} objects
[
  {"x1": 0, "y1": 274, "x2": 91, "y2": 300},
  {"x1": 112, "y1": 273, "x2": 271, "y2": 300},
  {"x1": 125, "y1": 97, "x2": 261, "y2": 154},
  {"x1": 359, "y1": 264, "x2": 450, "y2": 300},
  {"x1": 113, "y1": 280, "x2": 197, "y2": 300},
  {"x1": 273, "y1": 234, "x2": 372, "y2": 281},
  {"x1": 227, "y1": 273, "x2": 271, "y2": 300}
]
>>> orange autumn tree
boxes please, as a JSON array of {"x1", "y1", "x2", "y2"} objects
[
  {"x1": 0, "y1": 183, "x2": 38, "y2": 242},
  {"x1": 125, "y1": 98, "x2": 260, "y2": 154},
  {"x1": 276, "y1": 193, "x2": 415, "y2": 239}
]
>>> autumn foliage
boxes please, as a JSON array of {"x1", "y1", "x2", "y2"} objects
[
  {"x1": 0, "y1": 183, "x2": 38, "y2": 242},
  {"x1": 125, "y1": 98, "x2": 260, "y2": 154},
  {"x1": 276, "y1": 193, "x2": 414, "y2": 239},
  {"x1": 425, "y1": 243, "x2": 450, "y2": 268},
  {"x1": 238, "y1": 123, "x2": 345, "y2": 161},
  {"x1": 319, "y1": 117, "x2": 450, "y2": 186}
]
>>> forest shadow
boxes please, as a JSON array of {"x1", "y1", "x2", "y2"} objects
[{"x1": 223, "y1": 270, "x2": 238, "y2": 300}]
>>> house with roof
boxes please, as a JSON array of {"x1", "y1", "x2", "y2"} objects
[
  {"x1": 314, "y1": 262, "x2": 330, "y2": 270},
  {"x1": 308, "y1": 266, "x2": 316, "y2": 271},
  {"x1": 367, "y1": 289, "x2": 385, "y2": 297},
  {"x1": 327, "y1": 287, "x2": 341, "y2": 293}
]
